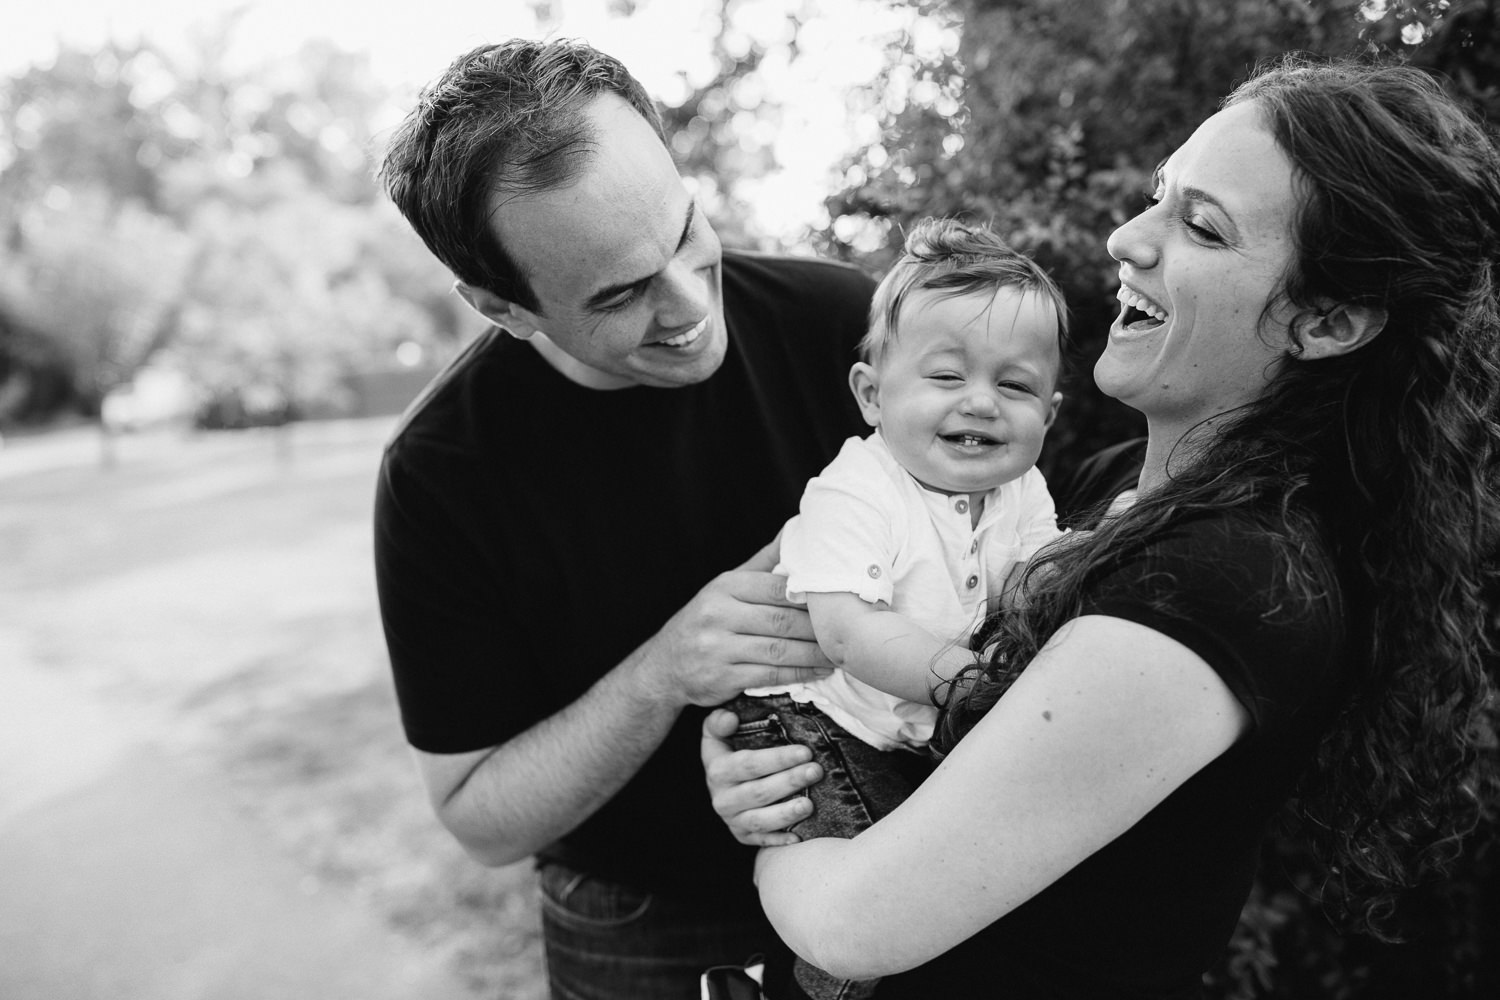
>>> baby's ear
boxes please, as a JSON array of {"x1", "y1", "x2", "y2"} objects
[
  {"x1": 1293, "y1": 302, "x2": 1386, "y2": 360},
  {"x1": 453, "y1": 281, "x2": 544, "y2": 341},
  {"x1": 848, "y1": 362, "x2": 882, "y2": 428}
]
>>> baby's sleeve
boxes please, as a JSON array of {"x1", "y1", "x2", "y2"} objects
[
  {"x1": 779, "y1": 446, "x2": 900, "y2": 607},
  {"x1": 1015, "y1": 467, "x2": 1065, "y2": 557}
]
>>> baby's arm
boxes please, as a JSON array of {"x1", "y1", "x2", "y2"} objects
[{"x1": 805, "y1": 592, "x2": 976, "y2": 705}]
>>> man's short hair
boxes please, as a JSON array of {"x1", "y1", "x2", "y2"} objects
[
  {"x1": 380, "y1": 39, "x2": 665, "y2": 314},
  {"x1": 861, "y1": 218, "x2": 1070, "y2": 363}
]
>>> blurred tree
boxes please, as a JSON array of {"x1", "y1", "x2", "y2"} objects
[
  {"x1": 0, "y1": 15, "x2": 462, "y2": 429},
  {"x1": 0, "y1": 190, "x2": 192, "y2": 415},
  {"x1": 818, "y1": 1, "x2": 1500, "y2": 996}
]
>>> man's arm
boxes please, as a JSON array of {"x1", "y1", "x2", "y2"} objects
[
  {"x1": 417, "y1": 539, "x2": 835, "y2": 867},
  {"x1": 803, "y1": 591, "x2": 974, "y2": 705}
]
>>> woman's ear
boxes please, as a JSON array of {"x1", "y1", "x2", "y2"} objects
[
  {"x1": 453, "y1": 281, "x2": 545, "y2": 341},
  {"x1": 848, "y1": 362, "x2": 882, "y2": 429},
  {"x1": 1294, "y1": 302, "x2": 1387, "y2": 360}
]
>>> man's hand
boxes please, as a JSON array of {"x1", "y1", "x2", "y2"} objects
[
  {"x1": 633, "y1": 535, "x2": 834, "y2": 708},
  {"x1": 701, "y1": 708, "x2": 824, "y2": 846}
]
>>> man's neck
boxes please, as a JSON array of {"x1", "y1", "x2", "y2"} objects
[{"x1": 527, "y1": 333, "x2": 636, "y2": 390}]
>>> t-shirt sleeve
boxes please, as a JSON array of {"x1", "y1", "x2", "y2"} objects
[
  {"x1": 373, "y1": 439, "x2": 538, "y2": 754},
  {"x1": 779, "y1": 442, "x2": 901, "y2": 606},
  {"x1": 1079, "y1": 517, "x2": 1343, "y2": 732}
]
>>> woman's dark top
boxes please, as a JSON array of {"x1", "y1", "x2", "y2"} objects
[{"x1": 872, "y1": 513, "x2": 1351, "y2": 999}]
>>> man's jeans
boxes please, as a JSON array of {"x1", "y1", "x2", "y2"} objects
[
  {"x1": 722, "y1": 693, "x2": 933, "y2": 1000},
  {"x1": 539, "y1": 858, "x2": 782, "y2": 1000}
]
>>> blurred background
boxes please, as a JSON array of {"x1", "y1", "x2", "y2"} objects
[{"x1": 1, "y1": 1, "x2": 1496, "y2": 998}]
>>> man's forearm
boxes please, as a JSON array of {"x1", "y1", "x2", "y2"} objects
[{"x1": 428, "y1": 646, "x2": 684, "y2": 866}]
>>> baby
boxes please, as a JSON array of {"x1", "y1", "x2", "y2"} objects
[{"x1": 724, "y1": 217, "x2": 1067, "y2": 1000}]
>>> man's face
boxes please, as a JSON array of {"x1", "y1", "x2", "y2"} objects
[{"x1": 487, "y1": 94, "x2": 727, "y2": 389}]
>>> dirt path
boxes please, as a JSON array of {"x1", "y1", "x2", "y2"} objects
[{"x1": 0, "y1": 421, "x2": 539, "y2": 999}]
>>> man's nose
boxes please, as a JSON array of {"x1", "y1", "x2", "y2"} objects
[{"x1": 655, "y1": 259, "x2": 708, "y2": 326}]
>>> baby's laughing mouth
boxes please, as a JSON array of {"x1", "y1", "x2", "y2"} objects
[
  {"x1": 653, "y1": 317, "x2": 707, "y2": 348},
  {"x1": 1116, "y1": 285, "x2": 1168, "y2": 332},
  {"x1": 942, "y1": 432, "x2": 999, "y2": 448}
]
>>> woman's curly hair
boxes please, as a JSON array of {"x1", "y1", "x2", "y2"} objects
[{"x1": 935, "y1": 55, "x2": 1500, "y2": 938}]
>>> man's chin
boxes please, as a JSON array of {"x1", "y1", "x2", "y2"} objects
[{"x1": 643, "y1": 321, "x2": 727, "y2": 387}]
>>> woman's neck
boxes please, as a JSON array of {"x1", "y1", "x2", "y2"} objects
[{"x1": 1138, "y1": 416, "x2": 1227, "y2": 494}]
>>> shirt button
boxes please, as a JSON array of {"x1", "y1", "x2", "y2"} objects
[
  {"x1": 867, "y1": 565, "x2": 882, "y2": 579},
  {"x1": 969, "y1": 541, "x2": 978, "y2": 555},
  {"x1": 954, "y1": 498, "x2": 969, "y2": 514},
  {"x1": 966, "y1": 574, "x2": 979, "y2": 590}
]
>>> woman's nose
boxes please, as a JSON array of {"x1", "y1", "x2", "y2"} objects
[{"x1": 1106, "y1": 207, "x2": 1159, "y2": 269}]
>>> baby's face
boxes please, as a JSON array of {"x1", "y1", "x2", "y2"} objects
[{"x1": 852, "y1": 285, "x2": 1062, "y2": 495}]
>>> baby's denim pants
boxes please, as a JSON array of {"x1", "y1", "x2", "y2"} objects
[{"x1": 722, "y1": 693, "x2": 934, "y2": 1000}]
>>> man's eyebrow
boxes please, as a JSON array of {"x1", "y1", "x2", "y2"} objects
[{"x1": 584, "y1": 201, "x2": 697, "y2": 311}]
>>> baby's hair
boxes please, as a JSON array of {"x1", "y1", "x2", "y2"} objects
[{"x1": 859, "y1": 217, "x2": 1069, "y2": 363}]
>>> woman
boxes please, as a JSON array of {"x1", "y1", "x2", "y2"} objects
[{"x1": 701, "y1": 56, "x2": 1500, "y2": 998}]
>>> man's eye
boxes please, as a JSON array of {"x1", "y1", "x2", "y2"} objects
[{"x1": 599, "y1": 286, "x2": 645, "y2": 312}]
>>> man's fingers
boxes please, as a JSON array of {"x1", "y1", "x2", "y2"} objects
[
  {"x1": 731, "y1": 799, "x2": 814, "y2": 841},
  {"x1": 740, "y1": 828, "x2": 803, "y2": 848},
  {"x1": 752, "y1": 663, "x2": 839, "y2": 689},
  {"x1": 703, "y1": 707, "x2": 741, "y2": 740}
]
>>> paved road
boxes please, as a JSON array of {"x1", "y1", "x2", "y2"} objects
[
  {"x1": 0, "y1": 746, "x2": 473, "y2": 1000},
  {"x1": 0, "y1": 422, "x2": 481, "y2": 1000}
]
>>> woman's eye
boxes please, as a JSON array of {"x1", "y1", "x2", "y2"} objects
[{"x1": 1183, "y1": 217, "x2": 1222, "y2": 243}]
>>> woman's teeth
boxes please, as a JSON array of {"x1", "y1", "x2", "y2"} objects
[
  {"x1": 1116, "y1": 286, "x2": 1168, "y2": 327},
  {"x1": 658, "y1": 318, "x2": 706, "y2": 348}
]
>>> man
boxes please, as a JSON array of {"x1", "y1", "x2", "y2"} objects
[{"x1": 374, "y1": 39, "x2": 875, "y2": 999}]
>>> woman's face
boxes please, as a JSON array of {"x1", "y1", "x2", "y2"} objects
[{"x1": 1096, "y1": 100, "x2": 1301, "y2": 428}]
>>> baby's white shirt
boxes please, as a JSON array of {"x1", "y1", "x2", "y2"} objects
[{"x1": 750, "y1": 432, "x2": 1063, "y2": 750}]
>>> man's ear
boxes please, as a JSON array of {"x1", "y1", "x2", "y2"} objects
[
  {"x1": 453, "y1": 281, "x2": 544, "y2": 341},
  {"x1": 1294, "y1": 302, "x2": 1387, "y2": 361},
  {"x1": 848, "y1": 362, "x2": 882, "y2": 429}
]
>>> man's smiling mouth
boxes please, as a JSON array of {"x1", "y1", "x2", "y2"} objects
[{"x1": 654, "y1": 317, "x2": 707, "y2": 348}]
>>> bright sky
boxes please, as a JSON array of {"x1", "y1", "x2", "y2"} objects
[{"x1": 5, "y1": 0, "x2": 939, "y2": 241}]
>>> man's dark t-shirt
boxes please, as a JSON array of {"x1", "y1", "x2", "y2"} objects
[{"x1": 374, "y1": 250, "x2": 874, "y2": 906}]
